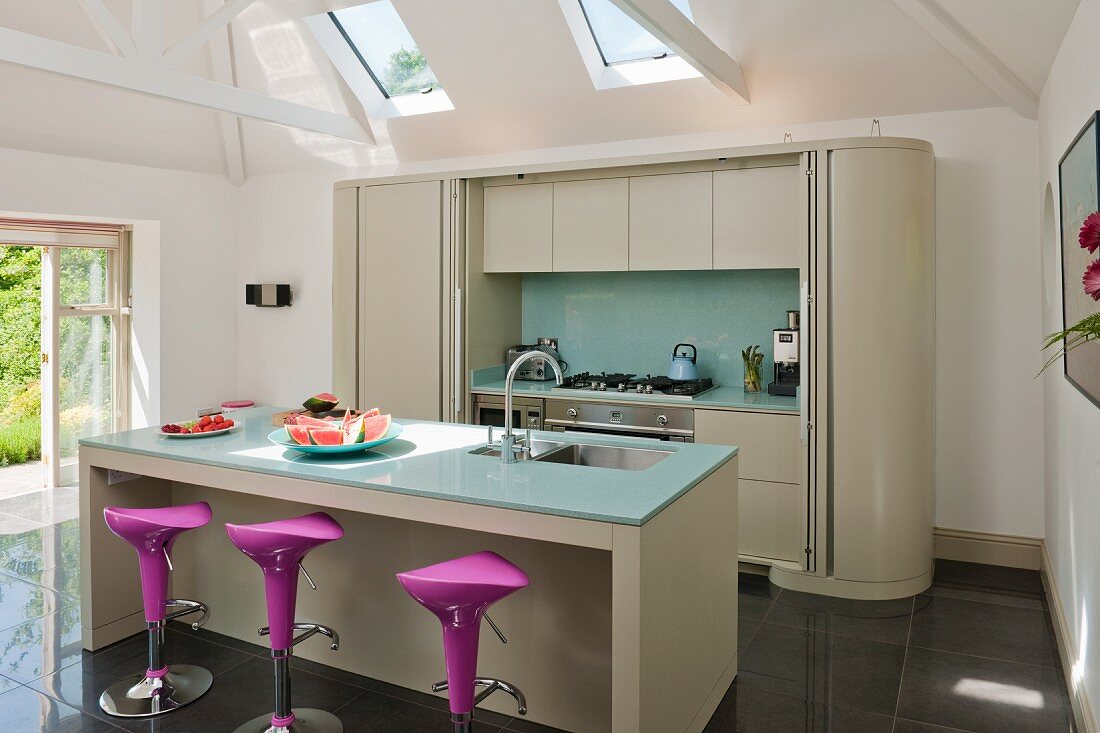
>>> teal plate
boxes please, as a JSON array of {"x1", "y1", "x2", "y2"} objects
[{"x1": 267, "y1": 423, "x2": 404, "y2": 455}]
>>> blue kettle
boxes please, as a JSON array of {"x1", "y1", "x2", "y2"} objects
[{"x1": 669, "y1": 343, "x2": 700, "y2": 381}]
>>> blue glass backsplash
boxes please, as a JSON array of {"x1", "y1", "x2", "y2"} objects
[{"x1": 521, "y1": 270, "x2": 799, "y2": 388}]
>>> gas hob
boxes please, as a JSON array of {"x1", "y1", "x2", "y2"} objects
[{"x1": 550, "y1": 372, "x2": 715, "y2": 401}]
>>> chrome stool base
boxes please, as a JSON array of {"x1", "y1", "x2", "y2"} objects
[
  {"x1": 231, "y1": 708, "x2": 343, "y2": 733},
  {"x1": 99, "y1": 664, "x2": 213, "y2": 718}
]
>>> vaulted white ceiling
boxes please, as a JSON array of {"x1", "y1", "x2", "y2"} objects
[{"x1": 0, "y1": 0, "x2": 1080, "y2": 179}]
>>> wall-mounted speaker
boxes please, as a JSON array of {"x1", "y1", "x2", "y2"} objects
[{"x1": 245, "y1": 284, "x2": 291, "y2": 307}]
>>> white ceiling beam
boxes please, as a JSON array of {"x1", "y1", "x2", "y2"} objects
[
  {"x1": 608, "y1": 0, "x2": 748, "y2": 104},
  {"x1": 892, "y1": 0, "x2": 1038, "y2": 119},
  {"x1": 131, "y1": 0, "x2": 164, "y2": 63},
  {"x1": 202, "y1": 0, "x2": 246, "y2": 185},
  {"x1": 164, "y1": 0, "x2": 259, "y2": 70},
  {"x1": 76, "y1": 0, "x2": 137, "y2": 58},
  {"x1": 0, "y1": 26, "x2": 375, "y2": 144}
]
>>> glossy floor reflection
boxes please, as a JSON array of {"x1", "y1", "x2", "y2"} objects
[
  {"x1": 0, "y1": 488, "x2": 1077, "y2": 732},
  {"x1": 706, "y1": 566, "x2": 1076, "y2": 733}
]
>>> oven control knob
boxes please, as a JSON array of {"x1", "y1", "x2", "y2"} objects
[
  {"x1": 656, "y1": 415, "x2": 669, "y2": 426},
  {"x1": 567, "y1": 408, "x2": 578, "y2": 419}
]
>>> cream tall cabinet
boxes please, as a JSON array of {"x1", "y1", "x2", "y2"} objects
[
  {"x1": 827, "y1": 147, "x2": 936, "y2": 589},
  {"x1": 332, "y1": 179, "x2": 462, "y2": 422}
]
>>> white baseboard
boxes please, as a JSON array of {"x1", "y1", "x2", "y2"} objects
[
  {"x1": 934, "y1": 527, "x2": 1042, "y2": 570},
  {"x1": 1041, "y1": 543, "x2": 1097, "y2": 733}
]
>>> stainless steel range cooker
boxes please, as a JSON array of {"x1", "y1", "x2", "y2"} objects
[{"x1": 543, "y1": 400, "x2": 694, "y2": 442}]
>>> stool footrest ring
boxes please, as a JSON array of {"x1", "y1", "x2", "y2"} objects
[
  {"x1": 165, "y1": 599, "x2": 209, "y2": 630},
  {"x1": 258, "y1": 623, "x2": 340, "y2": 651},
  {"x1": 431, "y1": 677, "x2": 527, "y2": 716}
]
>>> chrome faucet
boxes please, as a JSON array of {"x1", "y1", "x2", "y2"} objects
[{"x1": 501, "y1": 350, "x2": 563, "y2": 463}]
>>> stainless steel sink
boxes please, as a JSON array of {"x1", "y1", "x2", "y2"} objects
[
  {"x1": 468, "y1": 440, "x2": 565, "y2": 460},
  {"x1": 470, "y1": 440, "x2": 672, "y2": 470},
  {"x1": 533, "y1": 443, "x2": 672, "y2": 471}
]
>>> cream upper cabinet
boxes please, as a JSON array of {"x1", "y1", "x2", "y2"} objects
[
  {"x1": 553, "y1": 178, "x2": 629, "y2": 271},
  {"x1": 484, "y1": 183, "x2": 553, "y2": 273},
  {"x1": 629, "y1": 172, "x2": 713, "y2": 271},
  {"x1": 713, "y1": 166, "x2": 801, "y2": 270}
]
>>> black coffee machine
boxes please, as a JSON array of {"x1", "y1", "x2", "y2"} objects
[{"x1": 768, "y1": 310, "x2": 800, "y2": 397}]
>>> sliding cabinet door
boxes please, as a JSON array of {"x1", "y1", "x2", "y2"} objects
[{"x1": 358, "y1": 181, "x2": 445, "y2": 421}]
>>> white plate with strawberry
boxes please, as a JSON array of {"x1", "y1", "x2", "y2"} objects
[
  {"x1": 160, "y1": 415, "x2": 238, "y2": 437},
  {"x1": 268, "y1": 409, "x2": 402, "y2": 454}
]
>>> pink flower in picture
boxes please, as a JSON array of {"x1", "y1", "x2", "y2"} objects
[
  {"x1": 1080, "y1": 211, "x2": 1100, "y2": 253},
  {"x1": 1085, "y1": 259, "x2": 1100, "y2": 301}
]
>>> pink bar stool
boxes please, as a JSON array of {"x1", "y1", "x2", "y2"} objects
[
  {"x1": 99, "y1": 502, "x2": 214, "y2": 718},
  {"x1": 225, "y1": 512, "x2": 345, "y2": 733},
  {"x1": 397, "y1": 551, "x2": 530, "y2": 733}
]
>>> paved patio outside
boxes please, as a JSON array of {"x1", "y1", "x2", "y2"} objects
[{"x1": 0, "y1": 461, "x2": 78, "y2": 537}]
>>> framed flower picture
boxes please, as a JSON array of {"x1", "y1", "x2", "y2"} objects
[{"x1": 1057, "y1": 112, "x2": 1100, "y2": 407}]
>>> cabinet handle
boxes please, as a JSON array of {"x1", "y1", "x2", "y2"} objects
[
  {"x1": 799, "y1": 281, "x2": 809, "y2": 446},
  {"x1": 453, "y1": 288, "x2": 462, "y2": 419}
]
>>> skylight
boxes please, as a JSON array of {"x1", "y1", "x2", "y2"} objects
[
  {"x1": 329, "y1": 1, "x2": 440, "y2": 98},
  {"x1": 579, "y1": 0, "x2": 693, "y2": 65}
]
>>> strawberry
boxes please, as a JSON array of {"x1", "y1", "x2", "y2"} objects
[
  {"x1": 224, "y1": 419, "x2": 234, "y2": 428},
  {"x1": 213, "y1": 415, "x2": 225, "y2": 424}
]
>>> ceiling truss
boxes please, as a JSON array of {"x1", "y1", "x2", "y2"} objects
[
  {"x1": 608, "y1": 0, "x2": 749, "y2": 104},
  {"x1": 0, "y1": 0, "x2": 375, "y2": 175},
  {"x1": 892, "y1": 0, "x2": 1038, "y2": 119}
]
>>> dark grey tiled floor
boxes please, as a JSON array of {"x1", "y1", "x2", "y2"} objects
[
  {"x1": 711, "y1": 564, "x2": 1076, "y2": 733},
  {"x1": 0, "y1": 503, "x2": 1077, "y2": 732}
]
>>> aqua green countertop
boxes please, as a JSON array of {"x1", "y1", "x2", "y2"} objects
[
  {"x1": 470, "y1": 376, "x2": 799, "y2": 413},
  {"x1": 79, "y1": 408, "x2": 737, "y2": 526}
]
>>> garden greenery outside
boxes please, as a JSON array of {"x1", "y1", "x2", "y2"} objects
[{"x1": 0, "y1": 244, "x2": 113, "y2": 467}]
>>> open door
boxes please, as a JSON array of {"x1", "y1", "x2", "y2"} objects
[{"x1": 35, "y1": 232, "x2": 129, "y2": 488}]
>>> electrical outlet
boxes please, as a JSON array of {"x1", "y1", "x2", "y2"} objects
[{"x1": 108, "y1": 469, "x2": 141, "y2": 485}]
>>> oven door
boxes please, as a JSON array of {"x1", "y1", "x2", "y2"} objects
[
  {"x1": 473, "y1": 394, "x2": 543, "y2": 430},
  {"x1": 544, "y1": 422, "x2": 692, "y2": 442}
]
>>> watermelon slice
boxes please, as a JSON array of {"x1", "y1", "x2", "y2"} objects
[
  {"x1": 296, "y1": 415, "x2": 334, "y2": 429},
  {"x1": 342, "y1": 416, "x2": 364, "y2": 444},
  {"x1": 360, "y1": 414, "x2": 392, "y2": 443},
  {"x1": 286, "y1": 426, "x2": 312, "y2": 445},
  {"x1": 309, "y1": 428, "x2": 345, "y2": 446},
  {"x1": 302, "y1": 393, "x2": 339, "y2": 412},
  {"x1": 362, "y1": 407, "x2": 381, "y2": 418}
]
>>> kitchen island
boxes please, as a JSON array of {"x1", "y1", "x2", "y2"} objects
[{"x1": 78, "y1": 408, "x2": 739, "y2": 732}]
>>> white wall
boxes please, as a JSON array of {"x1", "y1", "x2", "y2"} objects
[
  {"x1": 1038, "y1": 0, "x2": 1100, "y2": 723},
  {"x1": 234, "y1": 105, "x2": 1043, "y2": 539},
  {"x1": 233, "y1": 172, "x2": 336, "y2": 405},
  {"x1": 0, "y1": 146, "x2": 240, "y2": 422}
]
